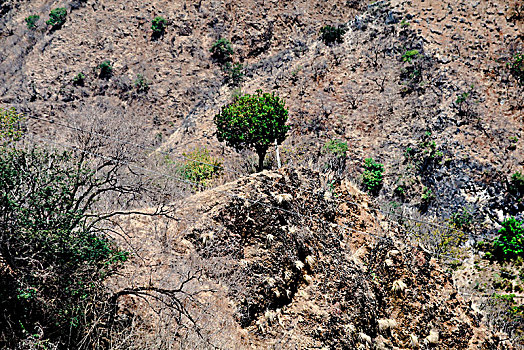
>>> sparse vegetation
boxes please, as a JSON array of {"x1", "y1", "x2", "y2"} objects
[
  {"x1": 0, "y1": 112, "x2": 130, "y2": 348},
  {"x1": 482, "y1": 293, "x2": 524, "y2": 346},
  {"x1": 454, "y1": 89, "x2": 478, "y2": 118},
  {"x1": 362, "y1": 158, "x2": 384, "y2": 194},
  {"x1": 176, "y1": 148, "x2": 223, "y2": 188},
  {"x1": 450, "y1": 207, "x2": 474, "y2": 230},
  {"x1": 24, "y1": 15, "x2": 39, "y2": 30},
  {"x1": 510, "y1": 171, "x2": 524, "y2": 194},
  {"x1": 508, "y1": 52, "x2": 524, "y2": 86},
  {"x1": 404, "y1": 217, "x2": 467, "y2": 258},
  {"x1": 0, "y1": 107, "x2": 24, "y2": 145},
  {"x1": 223, "y1": 62, "x2": 244, "y2": 87},
  {"x1": 402, "y1": 49, "x2": 420, "y2": 63},
  {"x1": 319, "y1": 25, "x2": 346, "y2": 45},
  {"x1": 324, "y1": 139, "x2": 348, "y2": 158},
  {"x1": 230, "y1": 87, "x2": 243, "y2": 101},
  {"x1": 97, "y1": 60, "x2": 113, "y2": 79},
  {"x1": 508, "y1": 2, "x2": 524, "y2": 21},
  {"x1": 151, "y1": 16, "x2": 167, "y2": 37},
  {"x1": 210, "y1": 38, "x2": 234, "y2": 63},
  {"x1": 394, "y1": 185, "x2": 405, "y2": 197},
  {"x1": 46, "y1": 8, "x2": 67, "y2": 29},
  {"x1": 421, "y1": 186, "x2": 434, "y2": 203},
  {"x1": 1, "y1": 0, "x2": 523, "y2": 347},
  {"x1": 493, "y1": 217, "x2": 524, "y2": 260},
  {"x1": 456, "y1": 91, "x2": 469, "y2": 105},
  {"x1": 214, "y1": 90, "x2": 289, "y2": 172},
  {"x1": 322, "y1": 139, "x2": 349, "y2": 174},
  {"x1": 290, "y1": 65, "x2": 303, "y2": 82},
  {"x1": 403, "y1": 131, "x2": 444, "y2": 176},
  {"x1": 134, "y1": 74, "x2": 149, "y2": 92},
  {"x1": 73, "y1": 72, "x2": 86, "y2": 86},
  {"x1": 399, "y1": 48, "x2": 431, "y2": 95}
]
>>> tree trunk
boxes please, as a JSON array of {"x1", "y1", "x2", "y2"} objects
[
  {"x1": 274, "y1": 139, "x2": 281, "y2": 169},
  {"x1": 256, "y1": 148, "x2": 267, "y2": 172}
]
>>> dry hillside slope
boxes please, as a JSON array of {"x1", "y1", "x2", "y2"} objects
[
  {"x1": 0, "y1": 0, "x2": 523, "y2": 348},
  {"x1": 108, "y1": 168, "x2": 511, "y2": 349}
]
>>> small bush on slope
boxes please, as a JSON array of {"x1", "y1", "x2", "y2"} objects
[
  {"x1": 493, "y1": 217, "x2": 524, "y2": 260},
  {"x1": 46, "y1": 8, "x2": 67, "y2": 29},
  {"x1": 362, "y1": 157, "x2": 384, "y2": 195}
]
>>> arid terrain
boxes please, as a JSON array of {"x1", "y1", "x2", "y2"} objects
[{"x1": 0, "y1": 0, "x2": 523, "y2": 348}]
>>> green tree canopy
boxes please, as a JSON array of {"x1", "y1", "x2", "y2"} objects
[{"x1": 214, "y1": 90, "x2": 289, "y2": 171}]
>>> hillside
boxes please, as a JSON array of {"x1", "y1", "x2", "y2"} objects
[
  {"x1": 108, "y1": 168, "x2": 508, "y2": 349},
  {"x1": 1, "y1": 0, "x2": 522, "y2": 218},
  {"x1": 0, "y1": 0, "x2": 523, "y2": 348}
]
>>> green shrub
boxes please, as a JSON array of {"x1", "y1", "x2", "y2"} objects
[
  {"x1": 97, "y1": 60, "x2": 113, "y2": 79},
  {"x1": 223, "y1": 62, "x2": 244, "y2": 87},
  {"x1": 402, "y1": 49, "x2": 420, "y2": 63},
  {"x1": 450, "y1": 207, "x2": 473, "y2": 229},
  {"x1": 24, "y1": 15, "x2": 39, "y2": 30},
  {"x1": 151, "y1": 16, "x2": 167, "y2": 36},
  {"x1": 46, "y1": 8, "x2": 67, "y2": 28},
  {"x1": 493, "y1": 217, "x2": 524, "y2": 259},
  {"x1": 0, "y1": 143, "x2": 128, "y2": 347},
  {"x1": 177, "y1": 148, "x2": 223, "y2": 188},
  {"x1": 72, "y1": 72, "x2": 85, "y2": 86},
  {"x1": 510, "y1": 171, "x2": 524, "y2": 193},
  {"x1": 319, "y1": 25, "x2": 346, "y2": 45},
  {"x1": 508, "y1": 52, "x2": 524, "y2": 86},
  {"x1": 324, "y1": 139, "x2": 348, "y2": 158},
  {"x1": 0, "y1": 107, "x2": 24, "y2": 145},
  {"x1": 362, "y1": 158, "x2": 384, "y2": 194},
  {"x1": 210, "y1": 38, "x2": 233, "y2": 63},
  {"x1": 214, "y1": 90, "x2": 289, "y2": 172},
  {"x1": 421, "y1": 186, "x2": 434, "y2": 202},
  {"x1": 134, "y1": 74, "x2": 149, "y2": 92}
]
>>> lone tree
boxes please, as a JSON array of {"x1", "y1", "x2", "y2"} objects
[{"x1": 214, "y1": 90, "x2": 289, "y2": 172}]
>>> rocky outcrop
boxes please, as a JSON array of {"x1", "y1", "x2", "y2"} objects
[{"x1": 111, "y1": 168, "x2": 510, "y2": 348}]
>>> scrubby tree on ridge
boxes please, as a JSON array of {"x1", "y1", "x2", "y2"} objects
[{"x1": 214, "y1": 90, "x2": 289, "y2": 172}]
